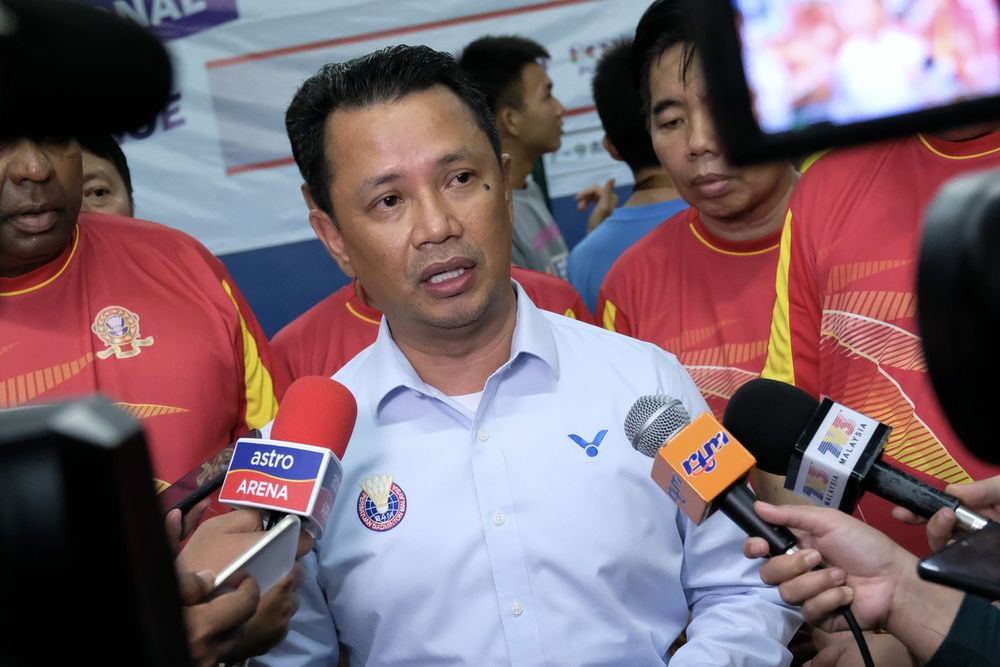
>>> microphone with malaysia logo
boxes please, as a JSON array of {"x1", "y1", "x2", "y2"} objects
[
  {"x1": 218, "y1": 375, "x2": 357, "y2": 539},
  {"x1": 722, "y1": 378, "x2": 992, "y2": 534},
  {"x1": 629, "y1": 395, "x2": 878, "y2": 667},
  {"x1": 625, "y1": 396, "x2": 799, "y2": 557}
]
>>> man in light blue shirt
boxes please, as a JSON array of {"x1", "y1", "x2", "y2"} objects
[
  {"x1": 568, "y1": 37, "x2": 687, "y2": 314},
  {"x1": 258, "y1": 44, "x2": 801, "y2": 666}
]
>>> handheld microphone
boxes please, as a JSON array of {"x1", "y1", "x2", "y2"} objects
[
  {"x1": 723, "y1": 378, "x2": 991, "y2": 533},
  {"x1": 218, "y1": 376, "x2": 357, "y2": 539},
  {"x1": 158, "y1": 431, "x2": 258, "y2": 516},
  {"x1": 627, "y1": 394, "x2": 877, "y2": 666},
  {"x1": 625, "y1": 396, "x2": 798, "y2": 556}
]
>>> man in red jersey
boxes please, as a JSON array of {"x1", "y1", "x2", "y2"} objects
[
  {"x1": 272, "y1": 264, "x2": 591, "y2": 380},
  {"x1": 0, "y1": 136, "x2": 285, "y2": 489},
  {"x1": 758, "y1": 124, "x2": 1000, "y2": 556},
  {"x1": 597, "y1": 0, "x2": 797, "y2": 420}
]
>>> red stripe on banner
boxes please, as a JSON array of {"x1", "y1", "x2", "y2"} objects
[
  {"x1": 225, "y1": 105, "x2": 596, "y2": 176},
  {"x1": 206, "y1": 0, "x2": 605, "y2": 69},
  {"x1": 226, "y1": 156, "x2": 297, "y2": 176}
]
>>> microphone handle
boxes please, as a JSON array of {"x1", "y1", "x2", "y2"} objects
[
  {"x1": 864, "y1": 460, "x2": 960, "y2": 518},
  {"x1": 719, "y1": 482, "x2": 798, "y2": 556},
  {"x1": 170, "y1": 469, "x2": 226, "y2": 514}
]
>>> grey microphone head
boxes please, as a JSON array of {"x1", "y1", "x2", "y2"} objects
[{"x1": 625, "y1": 395, "x2": 691, "y2": 458}]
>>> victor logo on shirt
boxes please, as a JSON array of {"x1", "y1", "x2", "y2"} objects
[
  {"x1": 357, "y1": 474, "x2": 407, "y2": 532},
  {"x1": 568, "y1": 429, "x2": 608, "y2": 457}
]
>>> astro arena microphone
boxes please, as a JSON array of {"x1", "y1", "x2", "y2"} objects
[
  {"x1": 625, "y1": 396, "x2": 798, "y2": 556},
  {"x1": 723, "y1": 378, "x2": 991, "y2": 533},
  {"x1": 218, "y1": 376, "x2": 357, "y2": 539}
]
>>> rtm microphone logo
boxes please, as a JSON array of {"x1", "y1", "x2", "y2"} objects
[
  {"x1": 802, "y1": 462, "x2": 832, "y2": 502},
  {"x1": 682, "y1": 431, "x2": 730, "y2": 476},
  {"x1": 818, "y1": 413, "x2": 856, "y2": 458}
]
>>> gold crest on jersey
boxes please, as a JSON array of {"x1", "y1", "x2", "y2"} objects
[{"x1": 92, "y1": 305, "x2": 154, "y2": 359}]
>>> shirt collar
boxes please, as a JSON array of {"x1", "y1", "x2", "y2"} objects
[{"x1": 355, "y1": 279, "x2": 559, "y2": 420}]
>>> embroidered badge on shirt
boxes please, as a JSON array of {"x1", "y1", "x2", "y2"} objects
[
  {"x1": 91, "y1": 305, "x2": 154, "y2": 359},
  {"x1": 357, "y1": 474, "x2": 407, "y2": 531},
  {"x1": 568, "y1": 429, "x2": 608, "y2": 457}
]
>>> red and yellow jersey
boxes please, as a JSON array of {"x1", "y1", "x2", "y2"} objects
[
  {"x1": 764, "y1": 132, "x2": 1000, "y2": 554},
  {"x1": 272, "y1": 266, "x2": 593, "y2": 380},
  {"x1": 598, "y1": 206, "x2": 782, "y2": 419},
  {"x1": 0, "y1": 212, "x2": 285, "y2": 490}
]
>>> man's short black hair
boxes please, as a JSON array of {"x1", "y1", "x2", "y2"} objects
[
  {"x1": 457, "y1": 35, "x2": 550, "y2": 114},
  {"x1": 77, "y1": 134, "x2": 134, "y2": 208},
  {"x1": 632, "y1": 0, "x2": 698, "y2": 119},
  {"x1": 592, "y1": 37, "x2": 659, "y2": 173},
  {"x1": 285, "y1": 44, "x2": 501, "y2": 218}
]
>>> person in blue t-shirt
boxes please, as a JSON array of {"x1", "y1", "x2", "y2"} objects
[{"x1": 569, "y1": 36, "x2": 687, "y2": 312}]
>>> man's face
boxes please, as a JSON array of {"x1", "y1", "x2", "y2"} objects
[
  {"x1": 0, "y1": 138, "x2": 82, "y2": 277},
  {"x1": 515, "y1": 62, "x2": 565, "y2": 155},
  {"x1": 81, "y1": 150, "x2": 132, "y2": 217},
  {"x1": 312, "y1": 86, "x2": 514, "y2": 339},
  {"x1": 648, "y1": 46, "x2": 790, "y2": 224}
]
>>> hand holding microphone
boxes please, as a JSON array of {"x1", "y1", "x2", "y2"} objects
[
  {"x1": 723, "y1": 378, "x2": 994, "y2": 535},
  {"x1": 742, "y1": 502, "x2": 965, "y2": 666},
  {"x1": 627, "y1": 395, "x2": 877, "y2": 666},
  {"x1": 892, "y1": 475, "x2": 1000, "y2": 550},
  {"x1": 174, "y1": 376, "x2": 358, "y2": 665}
]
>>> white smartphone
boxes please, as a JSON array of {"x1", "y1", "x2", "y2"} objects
[{"x1": 212, "y1": 513, "x2": 301, "y2": 597}]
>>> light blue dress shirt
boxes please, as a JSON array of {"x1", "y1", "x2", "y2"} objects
[{"x1": 255, "y1": 282, "x2": 801, "y2": 666}]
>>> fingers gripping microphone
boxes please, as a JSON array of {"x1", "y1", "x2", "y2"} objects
[
  {"x1": 626, "y1": 396, "x2": 798, "y2": 556},
  {"x1": 723, "y1": 378, "x2": 991, "y2": 533},
  {"x1": 636, "y1": 390, "x2": 879, "y2": 667},
  {"x1": 218, "y1": 376, "x2": 357, "y2": 539}
]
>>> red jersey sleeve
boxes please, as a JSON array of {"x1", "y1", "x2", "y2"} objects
[
  {"x1": 596, "y1": 258, "x2": 634, "y2": 337},
  {"x1": 512, "y1": 267, "x2": 594, "y2": 324},
  {"x1": 196, "y1": 243, "x2": 285, "y2": 433}
]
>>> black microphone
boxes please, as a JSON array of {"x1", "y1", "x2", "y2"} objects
[
  {"x1": 0, "y1": 0, "x2": 173, "y2": 135},
  {"x1": 625, "y1": 395, "x2": 799, "y2": 556},
  {"x1": 723, "y1": 378, "x2": 991, "y2": 533}
]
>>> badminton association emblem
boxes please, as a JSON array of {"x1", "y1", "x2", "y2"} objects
[{"x1": 357, "y1": 474, "x2": 406, "y2": 532}]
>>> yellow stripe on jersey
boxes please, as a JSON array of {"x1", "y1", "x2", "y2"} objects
[
  {"x1": 762, "y1": 209, "x2": 795, "y2": 384},
  {"x1": 917, "y1": 133, "x2": 1000, "y2": 160},
  {"x1": 0, "y1": 225, "x2": 80, "y2": 296},
  {"x1": 563, "y1": 308, "x2": 577, "y2": 320},
  {"x1": 798, "y1": 149, "x2": 831, "y2": 174},
  {"x1": 222, "y1": 280, "x2": 278, "y2": 429},
  {"x1": 601, "y1": 299, "x2": 618, "y2": 332},
  {"x1": 346, "y1": 301, "x2": 381, "y2": 325}
]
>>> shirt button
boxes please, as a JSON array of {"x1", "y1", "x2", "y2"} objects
[
  {"x1": 477, "y1": 429, "x2": 489, "y2": 442},
  {"x1": 493, "y1": 511, "x2": 505, "y2": 526},
  {"x1": 511, "y1": 602, "x2": 524, "y2": 617}
]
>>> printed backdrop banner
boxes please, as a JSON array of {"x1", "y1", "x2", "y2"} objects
[{"x1": 90, "y1": 0, "x2": 647, "y2": 255}]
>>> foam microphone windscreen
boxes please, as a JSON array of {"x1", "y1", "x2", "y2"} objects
[
  {"x1": 0, "y1": 0, "x2": 173, "y2": 135},
  {"x1": 270, "y1": 375, "x2": 356, "y2": 459},
  {"x1": 722, "y1": 378, "x2": 819, "y2": 474}
]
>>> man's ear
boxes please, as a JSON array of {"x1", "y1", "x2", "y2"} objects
[
  {"x1": 307, "y1": 207, "x2": 355, "y2": 278},
  {"x1": 602, "y1": 135, "x2": 624, "y2": 163},
  {"x1": 496, "y1": 105, "x2": 521, "y2": 139}
]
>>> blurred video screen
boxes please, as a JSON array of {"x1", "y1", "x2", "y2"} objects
[{"x1": 735, "y1": 0, "x2": 1000, "y2": 133}]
